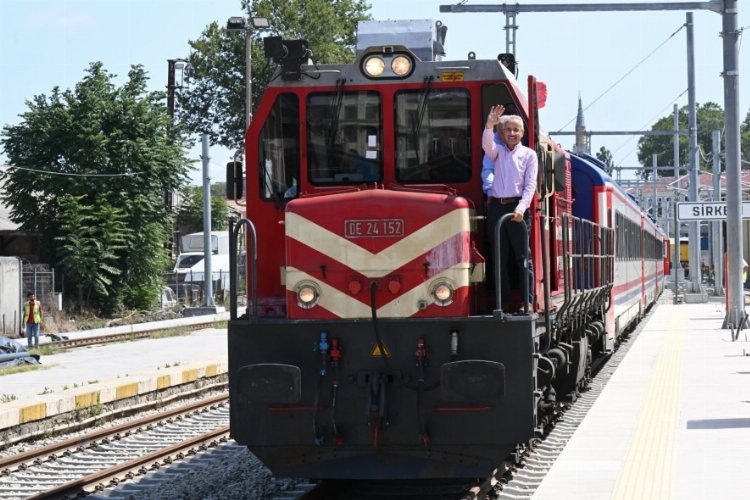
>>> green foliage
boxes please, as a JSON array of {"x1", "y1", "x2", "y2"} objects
[
  {"x1": 0, "y1": 62, "x2": 190, "y2": 313},
  {"x1": 636, "y1": 102, "x2": 726, "y2": 179},
  {"x1": 595, "y1": 146, "x2": 615, "y2": 174},
  {"x1": 121, "y1": 221, "x2": 172, "y2": 309},
  {"x1": 55, "y1": 195, "x2": 131, "y2": 305},
  {"x1": 178, "y1": 0, "x2": 371, "y2": 149},
  {"x1": 175, "y1": 186, "x2": 229, "y2": 234}
]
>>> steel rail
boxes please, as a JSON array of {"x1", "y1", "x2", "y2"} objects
[
  {"x1": 48, "y1": 321, "x2": 216, "y2": 349},
  {"x1": 30, "y1": 426, "x2": 230, "y2": 499},
  {"x1": 0, "y1": 394, "x2": 228, "y2": 474}
]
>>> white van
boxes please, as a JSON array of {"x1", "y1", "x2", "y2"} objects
[
  {"x1": 179, "y1": 231, "x2": 230, "y2": 255},
  {"x1": 173, "y1": 231, "x2": 231, "y2": 290}
]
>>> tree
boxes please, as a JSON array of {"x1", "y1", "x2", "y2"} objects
[
  {"x1": 175, "y1": 186, "x2": 229, "y2": 235},
  {"x1": 1, "y1": 62, "x2": 190, "y2": 312},
  {"x1": 177, "y1": 0, "x2": 371, "y2": 150},
  {"x1": 595, "y1": 146, "x2": 615, "y2": 174},
  {"x1": 636, "y1": 102, "x2": 725, "y2": 179},
  {"x1": 55, "y1": 195, "x2": 131, "y2": 308}
]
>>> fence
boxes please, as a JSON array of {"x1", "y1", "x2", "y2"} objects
[{"x1": 22, "y1": 262, "x2": 62, "y2": 315}]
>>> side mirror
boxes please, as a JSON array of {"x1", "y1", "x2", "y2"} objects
[{"x1": 226, "y1": 161, "x2": 243, "y2": 199}]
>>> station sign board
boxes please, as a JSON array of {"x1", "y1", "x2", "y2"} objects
[{"x1": 676, "y1": 202, "x2": 750, "y2": 221}]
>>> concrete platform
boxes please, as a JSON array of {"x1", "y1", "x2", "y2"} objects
[
  {"x1": 0, "y1": 321, "x2": 228, "y2": 432},
  {"x1": 533, "y1": 299, "x2": 750, "y2": 499}
]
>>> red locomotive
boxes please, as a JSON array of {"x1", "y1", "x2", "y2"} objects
[{"x1": 227, "y1": 20, "x2": 666, "y2": 482}]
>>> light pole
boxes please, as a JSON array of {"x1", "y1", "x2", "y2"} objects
[
  {"x1": 166, "y1": 58, "x2": 189, "y2": 258},
  {"x1": 226, "y1": 15, "x2": 270, "y2": 131},
  {"x1": 166, "y1": 59, "x2": 188, "y2": 120}
]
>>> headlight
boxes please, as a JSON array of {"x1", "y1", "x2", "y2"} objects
[
  {"x1": 391, "y1": 55, "x2": 412, "y2": 76},
  {"x1": 363, "y1": 55, "x2": 385, "y2": 77},
  {"x1": 430, "y1": 280, "x2": 455, "y2": 306},
  {"x1": 296, "y1": 281, "x2": 321, "y2": 309}
]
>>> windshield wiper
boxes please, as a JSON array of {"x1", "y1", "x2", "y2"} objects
[
  {"x1": 326, "y1": 78, "x2": 346, "y2": 147},
  {"x1": 410, "y1": 76, "x2": 434, "y2": 167}
]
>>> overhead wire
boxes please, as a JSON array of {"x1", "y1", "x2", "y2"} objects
[
  {"x1": 556, "y1": 23, "x2": 686, "y2": 132},
  {"x1": 1, "y1": 165, "x2": 144, "y2": 177}
]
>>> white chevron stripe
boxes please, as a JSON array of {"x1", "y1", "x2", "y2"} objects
[
  {"x1": 286, "y1": 264, "x2": 470, "y2": 318},
  {"x1": 286, "y1": 208, "x2": 471, "y2": 278}
]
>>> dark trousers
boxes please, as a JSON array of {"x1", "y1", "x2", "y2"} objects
[{"x1": 487, "y1": 202, "x2": 534, "y2": 306}]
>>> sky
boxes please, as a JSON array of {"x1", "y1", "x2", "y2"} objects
[{"x1": 1, "y1": 0, "x2": 748, "y2": 184}]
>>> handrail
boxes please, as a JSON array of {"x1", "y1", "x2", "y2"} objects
[
  {"x1": 558, "y1": 213, "x2": 615, "y2": 331},
  {"x1": 494, "y1": 213, "x2": 530, "y2": 314},
  {"x1": 229, "y1": 218, "x2": 258, "y2": 319}
]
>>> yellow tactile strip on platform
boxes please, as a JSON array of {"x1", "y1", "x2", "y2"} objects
[
  {"x1": 611, "y1": 308, "x2": 686, "y2": 500},
  {"x1": 0, "y1": 361, "x2": 227, "y2": 430}
]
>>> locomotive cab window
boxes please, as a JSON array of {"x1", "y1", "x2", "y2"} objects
[
  {"x1": 307, "y1": 91, "x2": 383, "y2": 185},
  {"x1": 258, "y1": 93, "x2": 300, "y2": 201},
  {"x1": 394, "y1": 88, "x2": 471, "y2": 183}
]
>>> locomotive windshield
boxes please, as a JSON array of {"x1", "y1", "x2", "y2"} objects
[
  {"x1": 307, "y1": 91, "x2": 382, "y2": 184},
  {"x1": 395, "y1": 88, "x2": 471, "y2": 183}
]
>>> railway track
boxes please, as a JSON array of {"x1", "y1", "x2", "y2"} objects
[
  {"x1": 47, "y1": 320, "x2": 218, "y2": 350},
  {"x1": 0, "y1": 395, "x2": 229, "y2": 499}
]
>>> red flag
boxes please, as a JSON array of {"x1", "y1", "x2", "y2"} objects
[{"x1": 536, "y1": 81, "x2": 548, "y2": 109}]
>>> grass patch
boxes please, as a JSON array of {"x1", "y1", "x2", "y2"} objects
[
  {"x1": 213, "y1": 320, "x2": 228, "y2": 329},
  {"x1": 0, "y1": 363, "x2": 55, "y2": 377},
  {"x1": 149, "y1": 326, "x2": 193, "y2": 339},
  {"x1": 76, "y1": 318, "x2": 109, "y2": 330},
  {"x1": 28, "y1": 345, "x2": 61, "y2": 356}
]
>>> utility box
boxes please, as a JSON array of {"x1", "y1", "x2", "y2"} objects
[{"x1": 0, "y1": 257, "x2": 21, "y2": 336}]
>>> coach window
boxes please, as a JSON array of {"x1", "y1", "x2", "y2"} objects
[
  {"x1": 258, "y1": 93, "x2": 300, "y2": 201},
  {"x1": 615, "y1": 212, "x2": 624, "y2": 260},
  {"x1": 394, "y1": 88, "x2": 471, "y2": 183},
  {"x1": 307, "y1": 91, "x2": 382, "y2": 185}
]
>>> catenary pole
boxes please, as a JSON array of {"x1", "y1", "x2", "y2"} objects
[
  {"x1": 201, "y1": 134, "x2": 215, "y2": 307},
  {"x1": 721, "y1": 0, "x2": 744, "y2": 329},
  {"x1": 674, "y1": 104, "x2": 681, "y2": 302},
  {"x1": 712, "y1": 129, "x2": 724, "y2": 296},
  {"x1": 653, "y1": 153, "x2": 658, "y2": 221},
  {"x1": 686, "y1": 13, "x2": 702, "y2": 293}
]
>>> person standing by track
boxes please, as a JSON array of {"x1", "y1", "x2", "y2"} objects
[
  {"x1": 23, "y1": 292, "x2": 42, "y2": 349},
  {"x1": 481, "y1": 104, "x2": 537, "y2": 310}
]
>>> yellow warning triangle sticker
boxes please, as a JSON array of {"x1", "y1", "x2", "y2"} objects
[{"x1": 370, "y1": 343, "x2": 391, "y2": 357}]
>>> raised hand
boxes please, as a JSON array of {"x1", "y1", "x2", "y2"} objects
[{"x1": 486, "y1": 104, "x2": 506, "y2": 128}]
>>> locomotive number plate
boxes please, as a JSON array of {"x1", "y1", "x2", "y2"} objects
[{"x1": 344, "y1": 219, "x2": 404, "y2": 238}]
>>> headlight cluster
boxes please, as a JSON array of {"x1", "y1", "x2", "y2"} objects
[
  {"x1": 294, "y1": 277, "x2": 455, "y2": 310},
  {"x1": 362, "y1": 53, "x2": 414, "y2": 79}
]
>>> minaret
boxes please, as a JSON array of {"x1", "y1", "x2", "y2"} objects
[{"x1": 574, "y1": 95, "x2": 589, "y2": 154}]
